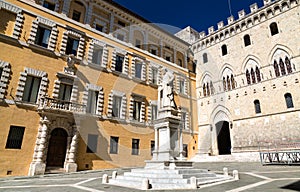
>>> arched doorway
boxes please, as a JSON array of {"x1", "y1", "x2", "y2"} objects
[
  {"x1": 216, "y1": 121, "x2": 232, "y2": 155},
  {"x1": 46, "y1": 128, "x2": 68, "y2": 167}
]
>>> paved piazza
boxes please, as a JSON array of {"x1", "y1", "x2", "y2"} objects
[
  {"x1": 0, "y1": 163, "x2": 300, "y2": 192},
  {"x1": 0, "y1": 162, "x2": 299, "y2": 192}
]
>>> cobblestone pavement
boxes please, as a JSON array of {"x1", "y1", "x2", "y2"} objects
[{"x1": 0, "y1": 162, "x2": 299, "y2": 192}]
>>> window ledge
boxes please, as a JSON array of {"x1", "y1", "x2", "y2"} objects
[
  {"x1": 112, "y1": 71, "x2": 131, "y2": 80},
  {"x1": 149, "y1": 83, "x2": 159, "y2": 89},
  {"x1": 15, "y1": 100, "x2": 38, "y2": 109},
  {"x1": 88, "y1": 63, "x2": 109, "y2": 72},
  {"x1": 28, "y1": 43, "x2": 57, "y2": 56},
  {"x1": 129, "y1": 120, "x2": 147, "y2": 127},
  {"x1": 132, "y1": 77, "x2": 147, "y2": 85}
]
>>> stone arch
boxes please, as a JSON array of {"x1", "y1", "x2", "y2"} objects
[
  {"x1": 210, "y1": 105, "x2": 231, "y2": 125},
  {"x1": 268, "y1": 44, "x2": 293, "y2": 64},
  {"x1": 133, "y1": 29, "x2": 145, "y2": 48},
  {"x1": 219, "y1": 64, "x2": 234, "y2": 80},
  {"x1": 241, "y1": 55, "x2": 261, "y2": 73}
]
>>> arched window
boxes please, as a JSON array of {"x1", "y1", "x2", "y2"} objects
[
  {"x1": 227, "y1": 76, "x2": 231, "y2": 91},
  {"x1": 279, "y1": 58, "x2": 286, "y2": 75},
  {"x1": 206, "y1": 82, "x2": 210, "y2": 96},
  {"x1": 270, "y1": 22, "x2": 279, "y2": 36},
  {"x1": 274, "y1": 61, "x2": 280, "y2": 77},
  {"x1": 254, "y1": 100, "x2": 261, "y2": 114},
  {"x1": 251, "y1": 68, "x2": 256, "y2": 84},
  {"x1": 221, "y1": 45, "x2": 227, "y2": 56},
  {"x1": 256, "y1": 66, "x2": 261, "y2": 82},
  {"x1": 203, "y1": 83, "x2": 206, "y2": 97},
  {"x1": 223, "y1": 77, "x2": 227, "y2": 91},
  {"x1": 284, "y1": 93, "x2": 294, "y2": 108},
  {"x1": 246, "y1": 69, "x2": 251, "y2": 85},
  {"x1": 243, "y1": 34, "x2": 251, "y2": 46},
  {"x1": 231, "y1": 74, "x2": 235, "y2": 89},
  {"x1": 210, "y1": 81, "x2": 214, "y2": 95},
  {"x1": 203, "y1": 53, "x2": 208, "y2": 63},
  {"x1": 285, "y1": 57, "x2": 292, "y2": 74}
]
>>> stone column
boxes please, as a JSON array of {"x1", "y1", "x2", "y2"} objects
[
  {"x1": 65, "y1": 124, "x2": 79, "y2": 173},
  {"x1": 28, "y1": 116, "x2": 50, "y2": 176},
  {"x1": 144, "y1": 31, "x2": 149, "y2": 51},
  {"x1": 159, "y1": 40, "x2": 163, "y2": 57},
  {"x1": 85, "y1": 2, "x2": 93, "y2": 25},
  {"x1": 173, "y1": 48, "x2": 177, "y2": 64},
  {"x1": 197, "y1": 125, "x2": 212, "y2": 156},
  {"x1": 152, "y1": 127, "x2": 159, "y2": 160},
  {"x1": 179, "y1": 125, "x2": 183, "y2": 160},
  {"x1": 62, "y1": 0, "x2": 71, "y2": 16},
  {"x1": 109, "y1": 13, "x2": 115, "y2": 33}
]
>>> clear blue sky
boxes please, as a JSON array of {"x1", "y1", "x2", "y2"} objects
[{"x1": 113, "y1": 0, "x2": 265, "y2": 34}]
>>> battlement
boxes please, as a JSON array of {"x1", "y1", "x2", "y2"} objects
[{"x1": 189, "y1": 0, "x2": 298, "y2": 51}]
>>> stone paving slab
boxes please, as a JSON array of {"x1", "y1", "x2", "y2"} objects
[{"x1": 0, "y1": 162, "x2": 299, "y2": 191}]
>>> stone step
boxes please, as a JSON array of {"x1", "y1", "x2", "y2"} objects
[
  {"x1": 116, "y1": 176, "x2": 189, "y2": 184},
  {"x1": 109, "y1": 179, "x2": 141, "y2": 189},
  {"x1": 151, "y1": 183, "x2": 193, "y2": 190},
  {"x1": 197, "y1": 176, "x2": 232, "y2": 185},
  {"x1": 131, "y1": 168, "x2": 209, "y2": 174},
  {"x1": 178, "y1": 169, "x2": 210, "y2": 174},
  {"x1": 124, "y1": 172, "x2": 183, "y2": 179},
  {"x1": 182, "y1": 172, "x2": 217, "y2": 179}
]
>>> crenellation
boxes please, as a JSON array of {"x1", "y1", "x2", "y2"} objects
[
  {"x1": 217, "y1": 21, "x2": 224, "y2": 29},
  {"x1": 250, "y1": 3, "x2": 259, "y2": 13},
  {"x1": 208, "y1": 26, "x2": 214, "y2": 34},
  {"x1": 227, "y1": 16, "x2": 234, "y2": 25},
  {"x1": 264, "y1": 0, "x2": 272, "y2": 5},
  {"x1": 238, "y1": 9, "x2": 246, "y2": 19}
]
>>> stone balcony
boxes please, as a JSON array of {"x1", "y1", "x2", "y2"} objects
[{"x1": 38, "y1": 97, "x2": 86, "y2": 114}]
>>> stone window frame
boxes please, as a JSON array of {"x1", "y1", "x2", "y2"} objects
[
  {"x1": 148, "y1": 62, "x2": 160, "y2": 86},
  {"x1": 92, "y1": 18, "x2": 108, "y2": 33},
  {"x1": 37, "y1": 0, "x2": 60, "y2": 12},
  {"x1": 202, "y1": 75, "x2": 214, "y2": 97},
  {"x1": 129, "y1": 93, "x2": 146, "y2": 123},
  {"x1": 0, "y1": 1, "x2": 24, "y2": 39},
  {"x1": 111, "y1": 48, "x2": 129, "y2": 75},
  {"x1": 52, "y1": 73, "x2": 78, "y2": 103},
  {"x1": 131, "y1": 57, "x2": 146, "y2": 81},
  {"x1": 107, "y1": 90, "x2": 127, "y2": 120},
  {"x1": 149, "y1": 45, "x2": 158, "y2": 56},
  {"x1": 0, "y1": 60, "x2": 11, "y2": 99},
  {"x1": 60, "y1": 30, "x2": 85, "y2": 60},
  {"x1": 82, "y1": 83, "x2": 104, "y2": 116},
  {"x1": 16, "y1": 67, "x2": 48, "y2": 104},
  {"x1": 284, "y1": 93, "x2": 294, "y2": 109},
  {"x1": 175, "y1": 74, "x2": 189, "y2": 96},
  {"x1": 28, "y1": 16, "x2": 58, "y2": 51},
  {"x1": 147, "y1": 100, "x2": 158, "y2": 124},
  {"x1": 87, "y1": 39, "x2": 109, "y2": 68},
  {"x1": 179, "y1": 107, "x2": 190, "y2": 130},
  {"x1": 114, "y1": 29, "x2": 127, "y2": 42}
]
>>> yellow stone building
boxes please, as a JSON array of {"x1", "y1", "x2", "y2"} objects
[{"x1": 0, "y1": 0, "x2": 198, "y2": 177}]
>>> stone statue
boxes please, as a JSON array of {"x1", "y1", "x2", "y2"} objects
[{"x1": 161, "y1": 69, "x2": 177, "y2": 109}]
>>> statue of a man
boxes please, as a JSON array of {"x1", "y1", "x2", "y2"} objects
[{"x1": 161, "y1": 69, "x2": 177, "y2": 109}]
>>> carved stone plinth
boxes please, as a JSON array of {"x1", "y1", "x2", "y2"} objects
[
  {"x1": 65, "y1": 162, "x2": 77, "y2": 173},
  {"x1": 28, "y1": 162, "x2": 46, "y2": 176}
]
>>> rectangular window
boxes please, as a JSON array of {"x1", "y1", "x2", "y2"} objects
[
  {"x1": 115, "y1": 55, "x2": 124, "y2": 72},
  {"x1": 132, "y1": 139, "x2": 139, "y2": 155},
  {"x1": 151, "y1": 140, "x2": 155, "y2": 156},
  {"x1": 0, "y1": 68, "x2": 3, "y2": 78},
  {"x1": 166, "y1": 56, "x2": 171, "y2": 62},
  {"x1": 181, "y1": 112, "x2": 186, "y2": 129},
  {"x1": 110, "y1": 136, "x2": 119, "y2": 154},
  {"x1": 43, "y1": 1, "x2": 55, "y2": 11},
  {"x1": 151, "y1": 105, "x2": 158, "y2": 121},
  {"x1": 183, "y1": 144, "x2": 188, "y2": 158},
  {"x1": 5, "y1": 126, "x2": 25, "y2": 149},
  {"x1": 135, "y1": 39, "x2": 141, "y2": 48},
  {"x1": 116, "y1": 34, "x2": 124, "y2": 41},
  {"x1": 135, "y1": 63, "x2": 142, "y2": 79},
  {"x1": 95, "y1": 25, "x2": 103, "y2": 32},
  {"x1": 92, "y1": 46, "x2": 103, "y2": 65},
  {"x1": 179, "y1": 80, "x2": 185, "y2": 94},
  {"x1": 118, "y1": 20, "x2": 126, "y2": 27},
  {"x1": 22, "y1": 75, "x2": 41, "y2": 103},
  {"x1": 112, "y1": 95, "x2": 122, "y2": 118},
  {"x1": 35, "y1": 26, "x2": 51, "y2": 48},
  {"x1": 151, "y1": 49, "x2": 157, "y2": 55},
  {"x1": 66, "y1": 37, "x2": 79, "y2": 56},
  {"x1": 86, "y1": 134, "x2": 98, "y2": 153},
  {"x1": 151, "y1": 68, "x2": 158, "y2": 85},
  {"x1": 133, "y1": 101, "x2": 142, "y2": 121},
  {"x1": 86, "y1": 90, "x2": 99, "y2": 114},
  {"x1": 72, "y1": 10, "x2": 81, "y2": 22},
  {"x1": 58, "y1": 83, "x2": 73, "y2": 101},
  {"x1": 178, "y1": 59, "x2": 183, "y2": 67}
]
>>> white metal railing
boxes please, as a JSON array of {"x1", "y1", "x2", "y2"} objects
[{"x1": 39, "y1": 97, "x2": 86, "y2": 113}]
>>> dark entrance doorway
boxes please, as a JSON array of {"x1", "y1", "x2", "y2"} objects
[
  {"x1": 216, "y1": 121, "x2": 232, "y2": 155},
  {"x1": 46, "y1": 128, "x2": 68, "y2": 167}
]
